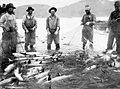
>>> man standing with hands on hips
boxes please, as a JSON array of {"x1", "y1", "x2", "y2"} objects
[
  {"x1": 0, "y1": 3, "x2": 18, "y2": 56},
  {"x1": 46, "y1": 7, "x2": 60, "y2": 52}
]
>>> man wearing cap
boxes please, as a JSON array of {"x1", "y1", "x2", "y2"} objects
[
  {"x1": 105, "y1": 1, "x2": 120, "y2": 55},
  {"x1": 81, "y1": 5, "x2": 96, "y2": 50},
  {"x1": 22, "y1": 6, "x2": 37, "y2": 52},
  {"x1": 46, "y1": 7, "x2": 60, "y2": 51},
  {"x1": 0, "y1": 3, "x2": 18, "y2": 56}
]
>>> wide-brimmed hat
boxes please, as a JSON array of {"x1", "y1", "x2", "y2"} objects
[
  {"x1": 49, "y1": 7, "x2": 57, "y2": 13},
  {"x1": 26, "y1": 6, "x2": 34, "y2": 12},
  {"x1": 6, "y1": 3, "x2": 16, "y2": 10},
  {"x1": 114, "y1": 1, "x2": 120, "y2": 6},
  {"x1": 85, "y1": 5, "x2": 91, "y2": 10}
]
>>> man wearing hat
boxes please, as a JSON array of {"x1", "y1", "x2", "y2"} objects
[
  {"x1": 22, "y1": 6, "x2": 37, "y2": 52},
  {"x1": 81, "y1": 5, "x2": 96, "y2": 50},
  {"x1": 0, "y1": 3, "x2": 18, "y2": 56},
  {"x1": 46, "y1": 7, "x2": 60, "y2": 51},
  {"x1": 105, "y1": 1, "x2": 120, "y2": 55}
]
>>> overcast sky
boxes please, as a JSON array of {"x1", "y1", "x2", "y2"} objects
[
  {"x1": 1, "y1": 0, "x2": 115, "y2": 7},
  {"x1": 1, "y1": 0, "x2": 82, "y2": 7}
]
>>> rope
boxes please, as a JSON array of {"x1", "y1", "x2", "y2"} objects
[
  {"x1": 63, "y1": 26, "x2": 80, "y2": 46},
  {"x1": 17, "y1": 36, "x2": 24, "y2": 52}
]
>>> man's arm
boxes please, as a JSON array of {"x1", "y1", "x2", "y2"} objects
[
  {"x1": 107, "y1": 15, "x2": 111, "y2": 29},
  {"x1": 81, "y1": 15, "x2": 85, "y2": 25},
  {"x1": 0, "y1": 15, "x2": 6, "y2": 29},
  {"x1": 85, "y1": 14, "x2": 96, "y2": 26},
  {"x1": 107, "y1": 12, "x2": 117, "y2": 28},
  {"x1": 92, "y1": 14, "x2": 96, "y2": 24},
  {"x1": 33, "y1": 17, "x2": 37, "y2": 31},
  {"x1": 22, "y1": 15, "x2": 28, "y2": 32},
  {"x1": 46, "y1": 17, "x2": 50, "y2": 34},
  {"x1": 54, "y1": 17, "x2": 60, "y2": 35},
  {"x1": 56, "y1": 17, "x2": 60, "y2": 31},
  {"x1": 14, "y1": 15, "x2": 18, "y2": 31}
]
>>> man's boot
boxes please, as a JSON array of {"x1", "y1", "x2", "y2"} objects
[
  {"x1": 56, "y1": 44, "x2": 60, "y2": 51},
  {"x1": 25, "y1": 45, "x2": 28, "y2": 52},
  {"x1": 89, "y1": 43, "x2": 93, "y2": 49},
  {"x1": 83, "y1": 43, "x2": 86, "y2": 50},
  {"x1": 47, "y1": 44, "x2": 51, "y2": 50},
  {"x1": 30, "y1": 45, "x2": 36, "y2": 52},
  {"x1": 30, "y1": 45, "x2": 33, "y2": 49}
]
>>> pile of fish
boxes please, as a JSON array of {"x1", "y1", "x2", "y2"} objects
[
  {"x1": 0, "y1": 48, "x2": 120, "y2": 89},
  {"x1": 0, "y1": 51, "x2": 72, "y2": 89}
]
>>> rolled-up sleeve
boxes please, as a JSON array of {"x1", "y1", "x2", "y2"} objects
[
  {"x1": 15, "y1": 19, "x2": 18, "y2": 30},
  {"x1": 46, "y1": 17, "x2": 49, "y2": 29},
  {"x1": 81, "y1": 15, "x2": 85, "y2": 25},
  {"x1": 93, "y1": 14, "x2": 96, "y2": 22},
  {"x1": 107, "y1": 13, "x2": 112, "y2": 28},
  {"x1": 57, "y1": 17, "x2": 60, "y2": 27},
  {"x1": 0, "y1": 15, "x2": 6, "y2": 27},
  {"x1": 33, "y1": 17, "x2": 37, "y2": 30},
  {"x1": 22, "y1": 15, "x2": 27, "y2": 31}
]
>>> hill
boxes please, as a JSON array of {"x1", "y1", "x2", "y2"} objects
[
  {"x1": 15, "y1": 4, "x2": 50, "y2": 19},
  {"x1": 58, "y1": 0, "x2": 114, "y2": 17},
  {"x1": 15, "y1": 0, "x2": 114, "y2": 18}
]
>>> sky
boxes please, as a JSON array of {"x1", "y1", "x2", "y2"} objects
[
  {"x1": 0, "y1": 0, "x2": 115, "y2": 7},
  {"x1": 1, "y1": 0, "x2": 82, "y2": 7}
]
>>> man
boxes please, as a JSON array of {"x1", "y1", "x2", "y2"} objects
[
  {"x1": 0, "y1": 5, "x2": 2, "y2": 17},
  {"x1": 104, "y1": 1, "x2": 120, "y2": 54},
  {"x1": 105, "y1": 1, "x2": 120, "y2": 55},
  {"x1": 22, "y1": 6, "x2": 37, "y2": 52},
  {"x1": 0, "y1": 4, "x2": 6, "y2": 18},
  {"x1": 81, "y1": 5, "x2": 96, "y2": 50},
  {"x1": 0, "y1": 3, "x2": 18, "y2": 56},
  {"x1": 46, "y1": 7, "x2": 60, "y2": 51}
]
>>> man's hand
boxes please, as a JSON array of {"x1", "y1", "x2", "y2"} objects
[
  {"x1": 0, "y1": 25, "x2": 7, "y2": 31},
  {"x1": 2, "y1": 25, "x2": 6, "y2": 29},
  {"x1": 81, "y1": 22, "x2": 84, "y2": 25},
  {"x1": 47, "y1": 31, "x2": 51, "y2": 35},
  {"x1": 32, "y1": 27, "x2": 36, "y2": 31},
  {"x1": 106, "y1": 28, "x2": 109, "y2": 33},
  {"x1": 55, "y1": 31, "x2": 58, "y2": 35},
  {"x1": 55, "y1": 27, "x2": 60, "y2": 35},
  {"x1": 25, "y1": 28, "x2": 29, "y2": 33},
  {"x1": 110, "y1": 19, "x2": 117, "y2": 25},
  {"x1": 86, "y1": 22, "x2": 91, "y2": 25},
  {"x1": 116, "y1": 18, "x2": 120, "y2": 22},
  {"x1": 31, "y1": 27, "x2": 36, "y2": 31}
]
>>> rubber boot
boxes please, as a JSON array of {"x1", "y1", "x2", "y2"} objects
[
  {"x1": 56, "y1": 44, "x2": 60, "y2": 51},
  {"x1": 30, "y1": 45, "x2": 36, "y2": 52},
  {"x1": 83, "y1": 43, "x2": 86, "y2": 50},
  {"x1": 25, "y1": 45, "x2": 28, "y2": 52},
  {"x1": 89, "y1": 43, "x2": 93, "y2": 49},
  {"x1": 47, "y1": 44, "x2": 51, "y2": 50},
  {"x1": 30, "y1": 45, "x2": 33, "y2": 50}
]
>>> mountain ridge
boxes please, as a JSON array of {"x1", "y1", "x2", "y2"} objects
[{"x1": 15, "y1": 0, "x2": 115, "y2": 19}]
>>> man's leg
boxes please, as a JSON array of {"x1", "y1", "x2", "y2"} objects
[
  {"x1": 82, "y1": 32, "x2": 87, "y2": 50},
  {"x1": 116, "y1": 34, "x2": 120, "y2": 55},
  {"x1": 54, "y1": 34, "x2": 60, "y2": 51},
  {"x1": 89, "y1": 29, "x2": 93, "y2": 49},
  {"x1": 25, "y1": 32, "x2": 29, "y2": 52},
  {"x1": 83, "y1": 42, "x2": 87, "y2": 50},
  {"x1": 11, "y1": 32, "x2": 17, "y2": 53},
  {"x1": 107, "y1": 29, "x2": 115, "y2": 50},
  {"x1": 30, "y1": 31, "x2": 36, "y2": 51},
  {"x1": 47, "y1": 34, "x2": 53, "y2": 50}
]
